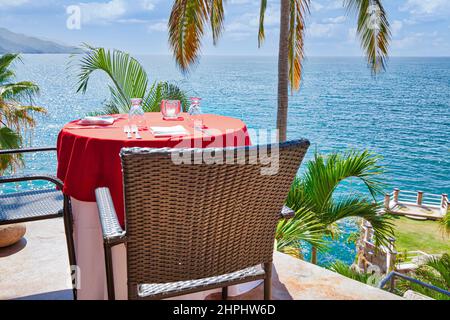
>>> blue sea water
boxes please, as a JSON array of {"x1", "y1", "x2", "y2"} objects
[{"x1": 3, "y1": 55, "x2": 450, "y2": 266}]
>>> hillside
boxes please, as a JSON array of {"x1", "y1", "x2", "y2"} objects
[{"x1": 0, "y1": 28, "x2": 81, "y2": 54}]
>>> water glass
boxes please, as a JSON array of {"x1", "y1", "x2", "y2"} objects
[
  {"x1": 188, "y1": 97, "x2": 203, "y2": 129},
  {"x1": 129, "y1": 98, "x2": 146, "y2": 129}
]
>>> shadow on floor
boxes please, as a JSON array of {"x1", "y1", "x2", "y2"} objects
[
  {"x1": 14, "y1": 290, "x2": 73, "y2": 301},
  {"x1": 0, "y1": 238, "x2": 27, "y2": 258}
]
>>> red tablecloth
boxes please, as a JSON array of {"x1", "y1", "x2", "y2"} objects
[{"x1": 57, "y1": 113, "x2": 251, "y2": 226}]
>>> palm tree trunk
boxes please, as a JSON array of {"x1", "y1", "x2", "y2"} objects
[
  {"x1": 277, "y1": 0, "x2": 290, "y2": 142},
  {"x1": 311, "y1": 246, "x2": 318, "y2": 264}
]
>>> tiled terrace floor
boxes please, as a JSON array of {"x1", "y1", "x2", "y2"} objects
[{"x1": 0, "y1": 219, "x2": 402, "y2": 300}]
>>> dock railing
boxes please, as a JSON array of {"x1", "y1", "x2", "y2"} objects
[{"x1": 383, "y1": 189, "x2": 449, "y2": 217}]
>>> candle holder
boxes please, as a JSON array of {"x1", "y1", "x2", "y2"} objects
[{"x1": 161, "y1": 100, "x2": 182, "y2": 120}]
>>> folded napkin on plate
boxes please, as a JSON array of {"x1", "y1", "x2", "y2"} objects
[
  {"x1": 78, "y1": 116, "x2": 116, "y2": 126},
  {"x1": 150, "y1": 125, "x2": 189, "y2": 137}
]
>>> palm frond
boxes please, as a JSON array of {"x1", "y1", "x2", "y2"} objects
[
  {"x1": 326, "y1": 196, "x2": 395, "y2": 247},
  {"x1": 330, "y1": 260, "x2": 380, "y2": 285},
  {"x1": 75, "y1": 45, "x2": 149, "y2": 111},
  {"x1": 76, "y1": 47, "x2": 189, "y2": 116},
  {"x1": 344, "y1": 0, "x2": 390, "y2": 73},
  {"x1": 143, "y1": 81, "x2": 190, "y2": 112},
  {"x1": 398, "y1": 254, "x2": 450, "y2": 300},
  {"x1": 0, "y1": 126, "x2": 22, "y2": 174},
  {"x1": 276, "y1": 208, "x2": 327, "y2": 254},
  {"x1": 0, "y1": 81, "x2": 40, "y2": 103},
  {"x1": 0, "y1": 53, "x2": 21, "y2": 77},
  {"x1": 258, "y1": 0, "x2": 267, "y2": 48},
  {"x1": 169, "y1": 0, "x2": 209, "y2": 72},
  {"x1": 210, "y1": 0, "x2": 225, "y2": 45},
  {"x1": 441, "y1": 211, "x2": 450, "y2": 236},
  {"x1": 0, "y1": 53, "x2": 43, "y2": 174},
  {"x1": 288, "y1": 0, "x2": 309, "y2": 92},
  {"x1": 302, "y1": 150, "x2": 384, "y2": 211},
  {"x1": 0, "y1": 69, "x2": 15, "y2": 84}
]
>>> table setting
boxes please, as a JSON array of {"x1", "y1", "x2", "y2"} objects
[{"x1": 56, "y1": 97, "x2": 253, "y2": 300}]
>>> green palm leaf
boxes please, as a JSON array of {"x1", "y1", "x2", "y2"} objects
[
  {"x1": 279, "y1": 150, "x2": 392, "y2": 263},
  {"x1": 0, "y1": 126, "x2": 22, "y2": 173},
  {"x1": 258, "y1": 0, "x2": 267, "y2": 48},
  {"x1": 441, "y1": 211, "x2": 450, "y2": 236},
  {"x1": 0, "y1": 81, "x2": 40, "y2": 103},
  {"x1": 76, "y1": 45, "x2": 149, "y2": 113},
  {"x1": 169, "y1": 0, "x2": 209, "y2": 72},
  {"x1": 398, "y1": 254, "x2": 450, "y2": 300},
  {"x1": 0, "y1": 53, "x2": 21, "y2": 77},
  {"x1": 210, "y1": 0, "x2": 225, "y2": 46},
  {"x1": 75, "y1": 46, "x2": 188, "y2": 115},
  {"x1": 345, "y1": 0, "x2": 390, "y2": 73},
  {"x1": 0, "y1": 53, "x2": 44, "y2": 174}
]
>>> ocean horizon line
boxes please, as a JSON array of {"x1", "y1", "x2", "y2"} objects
[{"x1": 17, "y1": 53, "x2": 450, "y2": 59}]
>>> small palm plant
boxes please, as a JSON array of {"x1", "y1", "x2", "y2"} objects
[
  {"x1": 330, "y1": 260, "x2": 382, "y2": 286},
  {"x1": 75, "y1": 46, "x2": 188, "y2": 114},
  {"x1": 441, "y1": 211, "x2": 450, "y2": 236},
  {"x1": 0, "y1": 53, "x2": 45, "y2": 174},
  {"x1": 279, "y1": 150, "x2": 395, "y2": 264},
  {"x1": 397, "y1": 254, "x2": 450, "y2": 300}
]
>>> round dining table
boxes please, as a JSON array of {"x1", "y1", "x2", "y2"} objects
[{"x1": 57, "y1": 112, "x2": 253, "y2": 300}]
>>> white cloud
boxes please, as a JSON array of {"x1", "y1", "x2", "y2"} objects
[
  {"x1": 77, "y1": 0, "x2": 158, "y2": 25},
  {"x1": 323, "y1": 16, "x2": 346, "y2": 24},
  {"x1": 311, "y1": 0, "x2": 342, "y2": 12},
  {"x1": 147, "y1": 20, "x2": 167, "y2": 32},
  {"x1": 228, "y1": 0, "x2": 258, "y2": 4},
  {"x1": 308, "y1": 22, "x2": 335, "y2": 38},
  {"x1": 347, "y1": 27, "x2": 357, "y2": 42},
  {"x1": 224, "y1": 5, "x2": 280, "y2": 40},
  {"x1": 0, "y1": 0, "x2": 29, "y2": 6},
  {"x1": 391, "y1": 20, "x2": 403, "y2": 36},
  {"x1": 400, "y1": 0, "x2": 450, "y2": 16}
]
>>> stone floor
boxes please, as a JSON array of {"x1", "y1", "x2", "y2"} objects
[{"x1": 0, "y1": 219, "x2": 402, "y2": 300}]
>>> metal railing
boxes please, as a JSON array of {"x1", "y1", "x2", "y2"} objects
[{"x1": 379, "y1": 271, "x2": 450, "y2": 297}]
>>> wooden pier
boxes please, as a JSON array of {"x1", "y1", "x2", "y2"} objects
[{"x1": 384, "y1": 189, "x2": 449, "y2": 220}]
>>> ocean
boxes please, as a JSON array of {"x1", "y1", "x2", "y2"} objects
[{"x1": 3, "y1": 54, "x2": 450, "y2": 266}]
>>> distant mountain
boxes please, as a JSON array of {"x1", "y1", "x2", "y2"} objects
[{"x1": 0, "y1": 28, "x2": 82, "y2": 54}]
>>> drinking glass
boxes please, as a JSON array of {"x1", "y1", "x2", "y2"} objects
[
  {"x1": 129, "y1": 98, "x2": 146, "y2": 129},
  {"x1": 162, "y1": 100, "x2": 182, "y2": 120},
  {"x1": 188, "y1": 97, "x2": 203, "y2": 129}
]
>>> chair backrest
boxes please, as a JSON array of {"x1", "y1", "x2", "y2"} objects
[{"x1": 120, "y1": 139, "x2": 310, "y2": 294}]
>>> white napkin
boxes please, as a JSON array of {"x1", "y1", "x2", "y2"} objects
[
  {"x1": 150, "y1": 125, "x2": 189, "y2": 137},
  {"x1": 78, "y1": 116, "x2": 116, "y2": 126}
]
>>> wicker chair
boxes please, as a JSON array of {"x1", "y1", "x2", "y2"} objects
[
  {"x1": 96, "y1": 139, "x2": 310, "y2": 300},
  {"x1": 0, "y1": 147, "x2": 77, "y2": 300}
]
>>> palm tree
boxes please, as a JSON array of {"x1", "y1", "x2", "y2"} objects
[
  {"x1": 284, "y1": 150, "x2": 395, "y2": 264},
  {"x1": 168, "y1": 0, "x2": 390, "y2": 141},
  {"x1": 75, "y1": 46, "x2": 188, "y2": 114},
  {"x1": 0, "y1": 53, "x2": 45, "y2": 174}
]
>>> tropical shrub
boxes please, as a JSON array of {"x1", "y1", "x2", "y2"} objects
[
  {"x1": 0, "y1": 53, "x2": 45, "y2": 174},
  {"x1": 75, "y1": 46, "x2": 188, "y2": 115},
  {"x1": 329, "y1": 260, "x2": 382, "y2": 286},
  {"x1": 278, "y1": 150, "x2": 395, "y2": 264},
  {"x1": 397, "y1": 254, "x2": 450, "y2": 300}
]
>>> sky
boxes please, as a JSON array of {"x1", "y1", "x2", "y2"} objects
[{"x1": 0, "y1": 0, "x2": 449, "y2": 56}]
